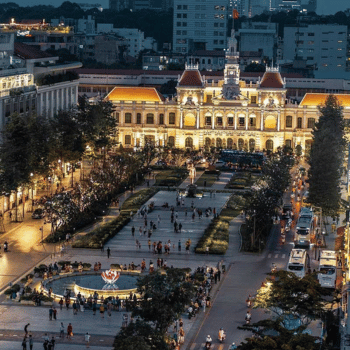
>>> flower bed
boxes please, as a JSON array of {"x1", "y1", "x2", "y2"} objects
[
  {"x1": 154, "y1": 168, "x2": 188, "y2": 186},
  {"x1": 72, "y1": 188, "x2": 158, "y2": 249}
]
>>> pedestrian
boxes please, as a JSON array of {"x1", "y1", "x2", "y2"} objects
[
  {"x1": 206, "y1": 246, "x2": 209, "y2": 255},
  {"x1": 179, "y1": 223, "x2": 182, "y2": 233},
  {"x1": 28, "y1": 335, "x2": 33, "y2": 350},
  {"x1": 107, "y1": 247, "x2": 111, "y2": 258},
  {"x1": 214, "y1": 272, "x2": 218, "y2": 283},
  {"x1": 100, "y1": 243, "x2": 104, "y2": 252},
  {"x1": 67, "y1": 323, "x2": 73, "y2": 339},
  {"x1": 43, "y1": 340, "x2": 49, "y2": 350},
  {"x1": 217, "y1": 269, "x2": 221, "y2": 281},
  {"x1": 100, "y1": 304, "x2": 105, "y2": 318},
  {"x1": 148, "y1": 240, "x2": 151, "y2": 250},
  {"x1": 85, "y1": 332, "x2": 91, "y2": 348},
  {"x1": 59, "y1": 298, "x2": 63, "y2": 310},
  {"x1": 24, "y1": 323, "x2": 30, "y2": 336},
  {"x1": 50, "y1": 336, "x2": 56, "y2": 349},
  {"x1": 92, "y1": 302, "x2": 97, "y2": 315},
  {"x1": 107, "y1": 302, "x2": 113, "y2": 317},
  {"x1": 53, "y1": 306, "x2": 57, "y2": 320},
  {"x1": 60, "y1": 322, "x2": 64, "y2": 338},
  {"x1": 131, "y1": 226, "x2": 135, "y2": 236},
  {"x1": 22, "y1": 336, "x2": 27, "y2": 350},
  {"x1": 178, "y1": 240, "x2": 181, "y2": 251},
  {"x1": 49, "y1": 306, "x2": 53, "y2": 320}
]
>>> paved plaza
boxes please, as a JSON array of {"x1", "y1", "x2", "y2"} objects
[{"x1": 107, "y1": 191, "x2": 231, "y2": 254}]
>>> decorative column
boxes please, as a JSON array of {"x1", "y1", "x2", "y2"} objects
[
  {"x1": 180, "y1": 108, "x2": 183, "y2": 129},
  {"x1": 260, "y1": 111, "x2": 264, "y2": 131},
  {"x1": 277, "y1": 110, "x2": 281, "y2": 132},
  {"x1": 212, "y1": 114, "x2": 214, "y2": 129}
]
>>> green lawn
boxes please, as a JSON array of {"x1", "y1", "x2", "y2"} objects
[
  {"x1": 154, "y1": 168, "x2": 188, "y2": 186},
  {"x1": 225, "y1": 172, "x2": 260, "y2": 189},
  {"x1": 195, "y1": 172, "x2": 218, "y2": 187}
]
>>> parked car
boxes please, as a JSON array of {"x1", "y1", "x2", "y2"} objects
[{"x1": 32, "y1": 208, "x2": 45, "y2": 219}]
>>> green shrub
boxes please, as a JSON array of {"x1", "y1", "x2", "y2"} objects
[
  {"x1": 73, "y1": 188, "x2": 158, "y2": 249},
  {"x1": 4, "y1": 284, "x2": 21, "y2": 295}
]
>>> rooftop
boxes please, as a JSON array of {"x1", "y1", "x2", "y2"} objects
[
  {"x1": 106, "y1": 86, "x2": 165, "y2": 102},
  {"x1": 14, "y1": 42, "x2": 56, "y2": 60},
  {"x1": 259, "y1": 71, "x2": 285, "y2": 89},
  {"x1": 300, "y1": 93, "x2": 350, "y2": 107},
  {"x1": 178, "y1": 69, "x2": 203, "y2": 87}
]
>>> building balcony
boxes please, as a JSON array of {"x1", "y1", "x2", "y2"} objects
[{"x1": 35, "y1": 70, "x2": 79, "y2": 86}]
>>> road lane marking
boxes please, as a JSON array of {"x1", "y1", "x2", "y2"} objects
[{"x1": 282, "y1": 254, "x2": 286, "y2": 259}]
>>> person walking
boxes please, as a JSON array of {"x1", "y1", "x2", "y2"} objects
[
  {"x1": 59, "y1": 298, "x2": 63, "y2": 310},
  {"x1": 179, "y1": 222, "x2": 182, "y2": 233},
  {"x1": 85, "y1": 332, "x2": 91, "y2": 348},
  {"x1": 67, "y1": 323, "x2": 73, "y2": 339},
  {"x1": 21, "y1": 336, "x2": 27, "y2": 350},
  {"x1": 50, "y1": 336, "x2": 56, "y2": 350},
  {"x1": 60, "y1": 322, "x2": 64, "y2": 338},
  {"x1": 131, "y1": 226, "x2": 135, "y2": 236},
  {"x1": 178, "y1": 240, "x2": 181, "y2": 251},
  {"x1": 49, "y1": 306, "x2": 53, "y2": 320},
  {"x1": 148, "y1": 240, "x2": 151, "y2": 250},
  {"x1": 24, "y1": 323, "x2": 30, "y2": 336},
  {"x1": 53, "y1": 306, "x2": 57, "y2": 320},
  {"x1": 28, "y1": 335, "x2": 33, "y2": 350},
  {"x1": 100, "y1": 304, "x2": 105, "y2": 318},
  {"x1": 92, "y1": 302, "x2": 97, "y2": 315},
  {"x1": 107, "y1": 247, "x2": 111, "y2": 258},
  {"x1": 43, "y1": 340, "x2": 49, "y2": 350}
]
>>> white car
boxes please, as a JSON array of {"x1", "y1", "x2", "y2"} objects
[{"x1": 214, "y1": 161, "x2": 225, "y2": 168}]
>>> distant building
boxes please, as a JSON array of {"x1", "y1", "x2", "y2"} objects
[
  {"x1": 143, "y1": 53, "x2": 185, "y2": 70},
  {"x1": 96, "y1": 25, "x2": 157, "y2": 57},
  {"x1": 238, "y1": 22, "x2": 277, "y2": 60},
  {"x1": 77, "y1": 15, "x2": 96, "y2": 34},
  {"x1": 238, "y1": 51, "x2": 263, "y2": 69},
  {"x1": 173, "y1": 0, "x2": 229, "y2": 54},
  {"x1": 109, "y1": 0, "x2": 130, "y2": 10},
  {"x1": 187, "y1": 50, "x2": 225, "y2": 71},
  {"x1": 283, "y1": 24, "x2": 348, "y2": 72}
]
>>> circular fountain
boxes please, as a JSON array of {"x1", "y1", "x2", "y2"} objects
[{"x1": 44, "y1": 270, "x2": 139, "y2": 300}]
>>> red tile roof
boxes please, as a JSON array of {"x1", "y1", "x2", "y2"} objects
[
  {"x1": 14, "y1": 42, "x2": 55, "y2": 60},
  {"x1": 178, "y1": 70, "x2": 203, "y2": 87},
  {"x1": 259, "y1": 72, "x2": 285, "y2": 89}
]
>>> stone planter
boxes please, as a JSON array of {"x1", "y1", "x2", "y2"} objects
[{"x1": 20, "y1": 300, "x2": 34, "y2": 305}]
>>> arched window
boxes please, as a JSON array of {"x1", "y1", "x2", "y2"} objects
[
  {"x1": 146, "y1": 113, "x2": 154, "y2": 124},
  {"x1": 169, "y1": 112, "x2": 176, "y2": 125},
  {"x1": 136, "y1": 113, "x2": 141, "y2": 124},
  {"x1": 168, "y1": 136, "x2": 175, "y2": 147},
  {"x1": 216, "y1": 113, "x2": 223, "y2": 126},
  {"x1": 125, "y1": 135, "x2": 131, "y2": 144},
  {"x1": 216, "y1": 138, "x2": 222, "y2": 148},
  {"x1": 233, "y1": 143, "x2": 237, "y2": 150},
  {"x1": 285, "y1": 139, "x2": 292, "y2": 148},
  {"x1": 266, "y1": 139, "x2": 274, "y2": 151},
  {"x1": 249, "y1": 114, "x2": 256, "y2": 127},
  {"x1": 249, "y1": 138, "x2": 255, "y2": 151},
  {"x1": 265, "y1": 115, "x2": 277, "y2": 129},
  {"x1": 227, "y1": 113, "x2": 234, "y2": 126},
  {"x1": 159, "y1": 113, "x2": 164, "y2": 125},
  {"x1": 297, "y1": 117, "x2": 302, "y2": 129},
  {"x1": 305, "y1": 139, "x2": 313, "y2": 152},
  {"x1": 185, "y1": 137, "x2": 193, "y2": 148},
  {"x1": 205, "y1": 113, "x2": 212, "y2": 126},
  {"x1": 125, "y1": 113, "x2": 132, "y2": 123},
  {"x1": 205, "y1": 137, "x2": 211, "y2": 147},
  {"x1": 286, "y1": 115, "x2": 293, "y2": 128},
  {"x1": 307, "y1": 118, "x2": 315, "y2": 129},
  {"x1": 227, "y1": 138, "x2": 233, "y2": 149},
  {"x1": 238, "y1": 138, "x2": 244, "y2": 150},
  {"x1": 238, "y1": 113, "x2": 245, "y2": 126},
  {"x1": 145, "y1": 135, "x2": 155, "y2": 146}
]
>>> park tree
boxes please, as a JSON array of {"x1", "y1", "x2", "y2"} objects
[
  {"x1": 238, "y1": 318, "x2": 322, "y2": 350},
  {"x1": 254, "y1": 270, "x2": 332, "y2": 327},
  {"x1": 113, "y1": 320, "x2": 168, "y2": 350},
  {"x1": 308, "y1": 95, "x2": 347, "y2": 216},
  {"x1": 132, "y1": 269, "x2": 195, "y2": 333}
]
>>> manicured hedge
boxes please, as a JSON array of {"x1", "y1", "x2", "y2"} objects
[{"x1": 72, "y1": 188, "x2": 158, "y2": 249}]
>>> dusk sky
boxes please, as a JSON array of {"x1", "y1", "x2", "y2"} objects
[{"x1": 7, "y1": 0, "x2": 350, "y2": 13}]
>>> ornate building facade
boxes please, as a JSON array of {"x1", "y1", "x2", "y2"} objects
[{"x1": 106, "y1": 32, "x2": 350, "y2": 153}]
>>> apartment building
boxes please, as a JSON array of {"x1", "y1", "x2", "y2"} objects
[
  {"x1": 173, "y1": 0, "x2": 229, "y2": 54},
  {"x1": 284, "y1": 24, "x2": 348, "y2": 72}
]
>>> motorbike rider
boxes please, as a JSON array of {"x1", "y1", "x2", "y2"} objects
[
  {"x1": 206, "y1": 335, "x2": 212, "y2": 348},
  {"x1": 218, "y1": 328, "x2": 225, "y2": 341},
  {"x1": 245, "y1": 310, "x2": 251, "y2": 324},
  {"x1": 229, "y1": 342, "x2": 237, "y2": 350}
]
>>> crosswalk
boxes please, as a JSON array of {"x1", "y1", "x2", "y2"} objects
[
  {"x1": 267, "y1": 253, "x2": 286, "y2": 259},
  {"x1": 189, "y1": 343, "x2": 231, "y2": 350}
]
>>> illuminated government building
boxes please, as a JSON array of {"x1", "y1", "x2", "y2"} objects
[{"x1": 106, "y1": 31, "x2": 350, "y2": 153}]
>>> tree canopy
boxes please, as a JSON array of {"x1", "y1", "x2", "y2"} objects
[{"x1": 308, "y1": 95, "x2": 347, "y2": 216}]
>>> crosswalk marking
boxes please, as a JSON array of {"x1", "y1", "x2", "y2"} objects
[
  {"x1": 268, "y1": 253, "x2": 272, "y2": 258},
  {"x1": 268, "y1": 253, "x2": 288, "y2": 259},
  {"x1": 282, "y1": 254, "x2": 285, "y2": 259}
]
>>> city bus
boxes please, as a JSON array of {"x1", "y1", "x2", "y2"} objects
[
  {"x1": 294, "y1": 207, "x2": 314, "y2": 248},
  {"x1": 287, "y1": 249, "x2": 308, "y2": 278},
  {"x1": 317, "y1": 250, "x2": 337, "y2": 288}
]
